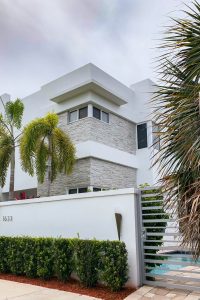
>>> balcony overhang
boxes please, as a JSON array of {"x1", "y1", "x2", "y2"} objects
[{"x1": 50, "y1": 80, "x2": 127, "y2": 106}]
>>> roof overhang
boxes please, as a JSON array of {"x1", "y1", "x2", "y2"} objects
[{"x1": 50, "y1": 80, "x2": 127, "y2": 106}]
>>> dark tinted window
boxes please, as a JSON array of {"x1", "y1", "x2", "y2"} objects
[
  {"x1": 78, "y1": 187, "x2": 88, "y2": 193},
  {"x1": 137, "y1": 123, "x2": 148, "y2": 149},
  {"x1": 93, "y1": 187, "x2": 101, "y2": 192},
  {"x1": 69, "y1": 188, "x2": 77, "y2": 194},
  {"x1": 93, "y1": 107, "x2": 101, "y2": 119},
  {"x1": 79, "y1": 107, "x2": 88, "y2": 119},
  {"x1": 102, "y1": 111, "x2": 109, "y2": 123}
]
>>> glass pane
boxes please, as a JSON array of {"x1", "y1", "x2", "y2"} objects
[
  {"x1": 69, "y1": 110, "x2": 78, "y2": 123},
  {"x1": 137, "y1": 123, "x2": 148, "y2": 149},
  {"x1": 93, "y1": 107, "x2": 101, "y2": 120},
  {"x1": 78, "y1": 187, "x2": 88, "y2": 193},
  {"x1": 93, "y1": 187, "x2": 101, "y2": 192},
  {"x1": 69, "y1": 188, "x2": 78, "y2": 194},
  {"x1": 102, "y1": 111, "x2": 109, "y2": 123},
  {"x1": 79, "y1": 107, "x2": 88, "y2": 119}
]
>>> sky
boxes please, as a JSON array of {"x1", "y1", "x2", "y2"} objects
[{"x1": 0, "y1": 0, "x2": 192, "y2": 99}]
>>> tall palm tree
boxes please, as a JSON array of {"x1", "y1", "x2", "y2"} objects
[
  {"x1": 0, "y1": 97, "x2": 24, "y2": 200},
  {"x1": 154, "y1": 1, "x2": 200, "y2": 257},
  {"x1": 20, "y1": 112, "x2": 76, "y2": 196}
]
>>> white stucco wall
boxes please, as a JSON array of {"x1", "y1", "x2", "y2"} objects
[{"x1": 0, "y1": 188, "x2": 142, "y2": 288}]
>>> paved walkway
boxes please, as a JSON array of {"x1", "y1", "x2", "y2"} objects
[
  {"x1": 0, "y1": 279, "x2": 98, "y2": 300},
  {"x1": 125, "y1": 285, "x2": 200, "y2": 300}
]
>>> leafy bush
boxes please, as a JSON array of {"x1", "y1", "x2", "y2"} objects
[
  {"x1": 100, "y1": 241, "x2": 128, "y2": 291},
  {"x1": 0, "y1": 236, "x2": 128, "y2": 291},
  {"x1": 7, "y1": 237, "x2": 26, "y2": 275},
  {"x1": 36, "y1": 238, "x2": 55, "y2": 280},
  {"x1": 73, "y1": 239, "x2": 100, "y2": 287},
  {"x1": 23, "y1": 237, "x2": 38, "y2": 278},
  {"x1": 54, "y1": 238, "x2": 73, "y2": 282},
  {"x1": 0, "y1": 237, "x2": 10, "y2": 273}
]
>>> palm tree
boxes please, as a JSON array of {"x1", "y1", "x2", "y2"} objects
[
  {"x1": 0, "y1": 97, "x2": 24, "y2": 200},
  {"x1": 154, "y1": 1, "x2": 200, "y2": 257},
  {"x1": 20, "y1": 112, "x2": 76, "y2": 196}
]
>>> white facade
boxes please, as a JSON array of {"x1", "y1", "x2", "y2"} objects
[{"x1": 0, "y1": 63, "x2": 159, "y2": 196}]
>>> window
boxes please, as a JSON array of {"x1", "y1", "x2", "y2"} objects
[
  {"x1": 137, "y1": 123, "x2": 148, "y2": 149},
  {"x1": 93, "y1": 187, "x2": 101, "y2": 192},
  {"x1": 78, "y1": 187, "x2": 88, "y2": 193},
  {"x1": 69, "y1": 106, "x2": 88, "y2": 123},
  {"x1": 79, "y1": 107, "x2": 88, "y2": 119},
  {"x1": 102, "y1": 111, "x2": 109, "y2": 123},
  {"x1": 93, "y1": 106, "x2": 109, "y2": 123},
  {"x1": 68, "y1": 188, "x2": 78, "y2": 194},
  {"x1": 152, "y1": 123, "x2": 160, "y2": 151},
  {"x1": 93, "y1": 107, "x2": 101, "y2": 120},
  {"x1": 68, "y1": 187, "x2": 88, "y2": 194},
  {"x1": 69, "y1": 110, "x2": 78, "y2": 123}
]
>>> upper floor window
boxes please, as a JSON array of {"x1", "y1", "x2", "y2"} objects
[
  {"x1": 69, "y1": 110, "x2": 78, "y2": 123},
  {"x1": 79, "y1": 107, "x2": 88, "y2": 119},
  {"x1": 102, "y1": 111, "x2": 109, "y2": 123},
  {"x1": 93, "y1": 106, "x2": 109, "y2": 123},
  {"x1": 69, "y1": 106, "x2": 88, "y2": 123},
  {"x1": 137, "y1": 123, "x2": 148, "y2": 149},
  {"x1": 93, "y1": 107, "x2": 101, "y2": 120}
]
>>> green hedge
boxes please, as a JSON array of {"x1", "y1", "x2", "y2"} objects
[{"x1": 0, "y1": 236, "x2": 128, "y2": 291}]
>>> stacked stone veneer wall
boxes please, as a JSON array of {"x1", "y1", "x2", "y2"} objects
[
  {"x1": 38, "y1": 158, "x2": 137, "y2": 197},
  {"x1": 59, "y1": 112, "x2": 136, "y2": 154},
  {"x1": 90, "y1": 158, "x2": 137, "y2": 189}
]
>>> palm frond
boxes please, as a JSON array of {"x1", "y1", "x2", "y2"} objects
[
  {"x1": 5, "y1": 99, "x2": 24, "y2": 129},
  {"x1": 153, "y1": 1, "x2": 200, "y2": 258},
  {"x1": 51, "y1": 127, "x2": 76, "y2": 179},
  {"x1": 20, "y1": 113, "x2": 76, "y2": 187},
  {"x1": 0, "y1": 128, "x2": 13, "y2": 187}
]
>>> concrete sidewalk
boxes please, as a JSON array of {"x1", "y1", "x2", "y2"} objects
[{"x1": 0, "y1": 279, "x2": 99, "y2": 300}]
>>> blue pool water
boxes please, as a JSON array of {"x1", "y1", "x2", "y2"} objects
[{"x1": 150, "y1": 256, "x2": 200, "y2": 275}]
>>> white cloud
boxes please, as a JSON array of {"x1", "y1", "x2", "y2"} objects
[{"x1": 0, "y1": 0, "x2": 192, "y2": 99}]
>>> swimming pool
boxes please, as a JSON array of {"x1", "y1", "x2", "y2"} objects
[{"x1": 150, "y1": 254, "x2": 200, "y2": 275}]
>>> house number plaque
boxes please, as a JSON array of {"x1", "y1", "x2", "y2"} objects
[{"x1": 2, "y1": 216, "x2": 13, "y2": 222}]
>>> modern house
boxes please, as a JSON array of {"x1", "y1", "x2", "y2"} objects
[{"x1": 0, "y1": 63, "x2": 159, "y2": 200}]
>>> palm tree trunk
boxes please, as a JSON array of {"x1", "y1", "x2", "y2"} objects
[
  {"x1": 9, "y1": 147, "x2": 15, "y2": 200},
  {"x1": 47, "y1": 135, "x2": 52, "y2": 197}
]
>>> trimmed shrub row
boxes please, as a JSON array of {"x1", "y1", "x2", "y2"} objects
[{"x1": 0, "y1": 237, "x2": 128, "y2": 291}]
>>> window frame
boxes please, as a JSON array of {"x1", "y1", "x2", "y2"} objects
[
  {"x1": 92, "y1": 106, "x2": 109, "y2": 124},
  {"x1": 137, "y1": 123, "x2": 148, "y2": 149},
  {"x1": 101, "y1": 111, "x2": 109, "y2": 123},
  {"x1": 69, "y1": 110, "x2": 78, "y2": 123},
  {"x1": 93, "y1": 106, "x2": 101, "y2": 120},
  {"x1": 79, "y1": 106, "x2": 88, "y2": 120},
  {"x1": 68, "y1": 106, "x2": 88, "y2": 123},
  {"x1": 68, "y1": 188, "x2": 78, "y2": 194}
]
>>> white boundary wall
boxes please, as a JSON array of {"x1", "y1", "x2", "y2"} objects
[{"x1": 0, "y1": 188, "x2": 141, "y2": 287}]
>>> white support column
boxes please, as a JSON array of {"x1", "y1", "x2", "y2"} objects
[
  {"x1": 88, "y1": 104, "x2": 93, "y2": 117},
  {"x1": 88, "y1": 186, "x2": 93, "y2": 192}
]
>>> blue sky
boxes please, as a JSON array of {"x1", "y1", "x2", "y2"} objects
[{"x1": 0, "y1": 0, "x2": 191, "y2": 99}]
